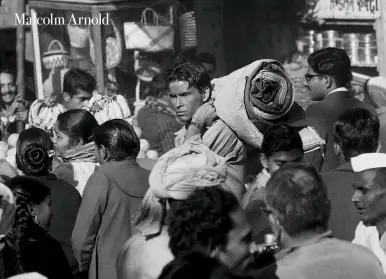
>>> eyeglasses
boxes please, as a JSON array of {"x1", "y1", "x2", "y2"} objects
[{"x1": 304, "y1": 74, "x2": 323, "y2": 82}]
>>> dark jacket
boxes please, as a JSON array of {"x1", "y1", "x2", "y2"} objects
[
  {"x1": 19, "y1": 225, "x2": 73, "y2": 279},
  {"x1": 306, "y1": 90, "x2": 374, "y2": 172},
  {"x1": 36, "y1": 174, "x2": 81, "y2": 278},
  {"x1": 72, "y1": 158, "x2": 150, "y2": 279},
  {"x1": 321, "y1": 162, "x2": 360, "y2": 241}
]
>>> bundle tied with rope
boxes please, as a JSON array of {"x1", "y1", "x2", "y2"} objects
[{"x1": 212, "y1": 59, "x2": 325, "y2": 153}]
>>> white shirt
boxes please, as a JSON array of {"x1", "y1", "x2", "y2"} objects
[
  {"x1": 328, "y1": 87, "x2": 348, "y2": 95},
  {"x1": 353, "y1": 222, "x2": 386, "y2": 275}
]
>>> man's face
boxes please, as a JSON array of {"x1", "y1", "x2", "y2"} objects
[
  {"x1": 65, "y1": 89, "x2": 92, "y2": 110},
  {"x1": 217, "y1": 208, "x2": 253, "y2": 269},
  {"x1": 305, "y1": 64, "x2": 327, "y2": 101},
  {"x1": 263, "y1": 149, "x2": 304, "y2": 174},
  {"x1": 169, "y1": 81, "x2": 204, "y2": 123},
  {"x1": 352, "y1": 169, "x2": 386, "y2": 226},
  {"x1": 0, "y1": 73, "x2": 16, "y2": 105},
  {"x1": 202, "y1": 63, "x2": 216, "y2": 80}
]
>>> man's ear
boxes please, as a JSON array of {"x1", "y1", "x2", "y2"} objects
[
  {"x1": 100, "y1": 145, "x2": 108, "y2": 160},
  {"x1": 63, "y1": 92, "x2": 71, "y2": 103},
  {"x1": 333, "y1": 142, "x2": 341, "y2": 157},
  {"x1": 325, "y1": 76, "x2": 333, "y2": 89},
  {"x1": 202, "y1": 87, "x2": 211, "y2": 103},
  {"x1": 260, "y1": 153, "x2": 269, "y2": 169}
]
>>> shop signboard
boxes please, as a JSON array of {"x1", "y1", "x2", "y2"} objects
[{"x1": 315, "y1": 0, "x2": 380, "y2": 20}]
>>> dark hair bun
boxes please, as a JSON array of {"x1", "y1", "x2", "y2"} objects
[{"x1": 19, "y1": 143, "x2": 51, "y2": 176}]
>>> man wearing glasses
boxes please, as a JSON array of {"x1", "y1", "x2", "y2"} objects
[{"x1": 304, "y1": 47, "x2": 374, "y2": 172}]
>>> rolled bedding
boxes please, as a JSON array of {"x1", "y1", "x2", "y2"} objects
[{"x1": 212, "y1": 59, "x2": 324, "y2": 152}]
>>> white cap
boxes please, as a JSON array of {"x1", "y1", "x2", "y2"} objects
[{"x1": 351, "y1": 153, "x2": 386, "y2": 173}]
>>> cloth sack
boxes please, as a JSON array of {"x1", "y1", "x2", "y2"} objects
[
  {"x1": 212, "y1": 59, "x2": 325, "y2": 152},
  {"x1": 124, "y1": 8, "x2": 174, "y2": 52},
  {"x1": 133, "y1": 141, "x2": 231, "y2": 236}
]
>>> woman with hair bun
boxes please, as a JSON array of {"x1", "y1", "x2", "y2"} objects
[
  {"x1": 52, "y1": 109, "x2": 99, "y2": 196},
  {"x1": 72, "y1": 119, "x2": 150, "y2": 279},
  {"x1": 6, "y1": 176, "x2": 73, "y2": 279},
  {"x1": 16, "y1": 127, "x2": 81, "y2": 279}
]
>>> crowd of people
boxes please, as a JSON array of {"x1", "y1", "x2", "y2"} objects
[{"x1": 0, "y1": 47, "x2": 386, "y2": 279}]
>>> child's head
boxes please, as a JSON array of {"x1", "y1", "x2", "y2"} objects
[
  {"x1": 261, "y1": 124, "x2": 304, "y2": 174},
  {"x1": 62, "y1": 68, "x2": 95, "y2": 110},
  {"x1": 53, "y1": 109, "x2": 99, "y2": 156},
  {"x1": 92, "y1": 119, "x2": 140, "y2": 164},
  {"x1": 16, "y1": 127, "x2": 54, "y2": 176}
]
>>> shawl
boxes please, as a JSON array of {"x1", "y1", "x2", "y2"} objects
[
  {"x1": 133, "y1": 141, "x2": 228, "y2": 236},
  {"x1": 61, "y1": 142, "x2": 96, "y2": 163}
]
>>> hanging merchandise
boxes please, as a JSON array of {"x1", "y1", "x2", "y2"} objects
[
  {"x1": 134, "y1": 52, "x2": 161, "y2": 82},
  {"x1": 179, "y1": 4, "x2": 197, "y2": 51},
  {"x1": 124, "y1": 7, "x2": 174, "y2": 52},
  {"x1": 66, "y1": 11, "x2": 90, "y2": 48},
  {"x1": 42, "y1": 40, "x2": 69, "y2": 70},
  {"x1": 85, "y1": 89, "x2": 132, "y2": 125},
  {"x1": 89, "y1": 17, "x2": 122, "y2": 69}
]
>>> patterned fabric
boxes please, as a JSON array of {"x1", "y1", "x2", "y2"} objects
[
  {"x1": 61, "y1": 142, "x2": 96, "y2": 163},
  {"x1": 133, "y1": 141, "x2": 228, "y2": 236},
  {"x1": 249, "y1": 62, "x2": 294, "y2": 120},
  {"x1": 137, "y1": 98, "x2": 182, "y2": 156}
]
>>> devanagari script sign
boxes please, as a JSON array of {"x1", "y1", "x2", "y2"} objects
[{"x1": 315, "y1": 0, "x2": 380, "y2": 20}]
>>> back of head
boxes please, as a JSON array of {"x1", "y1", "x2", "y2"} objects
[
  {"x1": 16, "y1": 128, "x2": 54, "y2": 176},
  {"x1": 307, "y1": 47, "x2": 352, "y2": 87},
  {"x1": 93, "y1": 119, "x2": 140, "y2": 161},
  {"x1": 265, "y1": 163, "x2": 330, "y2": 236},
  {"x1": 168, "y1": 186, "x2": 239, "y2": 257},
  {"x1": 196, "y1": 52, "x2": 216, "y2": 67},
  {"x1": 334, "y1": 108, "x2": 379, "y2": 160},
  {"x1": 262, "y1": 124, "x2": 304, "y2": 157},
  {"x1": 166, "y1": 61, "x2": 211, "y2": 94},
  {"x1": 158, "y1": 251, "x2": 245, "y2": 279},
  {"x1": 62, "y1": 68, "x2": 96, "y2": 97},
  {"x1": 56, "y1": 109, "x2": 99, "y2": 144},
  {"x1": 145, "y1": 74, "x2": 167, "y2": 99}
]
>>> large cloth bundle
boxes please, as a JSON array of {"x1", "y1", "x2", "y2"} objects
[
  {"x1": 213, "y1": 59, "x2": 324, "y2": 152},
  {"x1": 133, "y1": 141, "x2": 237, "y2": 237}
]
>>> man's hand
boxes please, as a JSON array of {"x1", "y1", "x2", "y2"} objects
[
  {"x1": 191, "y1": 101, "x2": 218, "y2": 128},
  {"x1": 15, "y1": 108, "x2": 28, "y2": 122}
]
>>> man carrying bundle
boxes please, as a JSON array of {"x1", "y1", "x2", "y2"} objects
[{"x1": 166, "y1": 62, "x2": 246, "y2": 199}]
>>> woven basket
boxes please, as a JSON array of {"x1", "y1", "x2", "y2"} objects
[
  {"x1": 42, "y1": 40, "x2": 69, "y2": 70},
  {"x1": 179, "y1": 5, "x2": 196, "y2": 51},
  {"x1": 89, "y1": 17, "x2": 122, "y2": 70},
  {"x1": 66, "y1": 11, "x2": 90, "y2": 48}
]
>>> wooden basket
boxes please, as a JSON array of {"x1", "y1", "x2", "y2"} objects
[
  {"x1": 42, "y1": 40, "x2": 69, "y2": 70},
  {"x1": 89, "y1": 17, "x2": 122, "y2": 70}
]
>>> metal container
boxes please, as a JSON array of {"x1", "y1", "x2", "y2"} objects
[
  {"x1": 321, "y1": 30, "x2": 343, "y2": 48},
  {"x1": 358, "y1": 33, "x2": 377, "y2": 65},
  {"x1": 343, "y1": 33, "x2": 359, "y2": 64}
]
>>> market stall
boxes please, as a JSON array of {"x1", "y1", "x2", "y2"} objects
[{"x1": 27, "y1": 0, "x2": 178, "y2": 99}]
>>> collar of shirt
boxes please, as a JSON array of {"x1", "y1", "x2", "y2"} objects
[
  {"x1": 275, "y1": 230, "x2": 333, "y2": 261},
  {"x1": 353, "y1": 222, "x2": 386, "y2": 274},
  {"x1": 328, "y1": 87, "x2": 348, "y2": 95}
]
